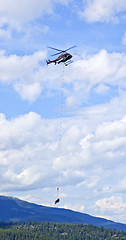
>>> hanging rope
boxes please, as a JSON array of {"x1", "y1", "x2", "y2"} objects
[{"x1": 55, "y1": 65, "x2": 64, "y2": 204}]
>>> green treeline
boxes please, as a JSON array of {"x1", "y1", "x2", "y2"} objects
[{"x1": 0, "y1": 221, "x2": 126, "y2": 240}]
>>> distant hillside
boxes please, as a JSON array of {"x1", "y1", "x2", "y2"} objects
[{"x1": 0, "y1": 195, "x2": 126, "y2": 232}]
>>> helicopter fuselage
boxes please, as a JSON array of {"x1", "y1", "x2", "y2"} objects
[
  {"x1": 57, "y1": 52, "x2": 72, "y2": 63},
  {"x1": 46, "y1": 52, "x2": 73, "y2": 65}
]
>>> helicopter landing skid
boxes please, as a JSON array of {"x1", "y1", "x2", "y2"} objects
[{"x1": 65, "y1": 60, "x2": 73, "y2": 66}]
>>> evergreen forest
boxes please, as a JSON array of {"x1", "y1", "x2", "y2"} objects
[{"x1": 0, "y1": 221, "x2": 126, "y2": 239}]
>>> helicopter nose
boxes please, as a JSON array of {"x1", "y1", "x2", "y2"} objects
[{"x1": 69, "y1": 54, "x2": 72, "y2": 59}]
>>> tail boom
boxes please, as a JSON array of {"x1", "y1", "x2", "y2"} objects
[{"x1": 46, "y1": 59, "x2": 56, "y2": 65}]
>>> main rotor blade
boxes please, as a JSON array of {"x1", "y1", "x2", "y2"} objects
[
  {"x1": 47, "y1": 46, "x2": 63, "y2": 52},
  {"x1": 51, "y1": 51, "x2": 63, "y2": 56},
  {"x1": 47, "y1": 45, "x2": 77, "y2": 56},
  {"x1": 65, "y1": 46, "x2": 77, "y2": 52}
]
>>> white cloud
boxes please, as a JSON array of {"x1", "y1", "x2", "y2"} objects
[
  {"x1": 14, "y1": 82, "x2": 42, "y2": 101},
  {"x1": 0, "y1": 0, "x2": 72, "y2": 22},
  {"x1": 0, "y1": 0, "x2": 52, "y2": 23},
  {"x1": 1, "y1": 47, "x2": 126, "y2": 222},
  {"x1": 96, "y1": 196, "x2": 125, "y2": 211},
  {"x1": 0, "y1": 0, "x2": 53, "y2": 40},
  {"x1": 68, "y1": 49, "x2": 126, "y2": 86},
  {"x1": 1, "y1": 49, "x2": 126, "y2": 104},
  {"x1": 0, "y1": 50, "x2": 46, "y2": 83},
  {"x1": 1, "y1": 108, "x2": 126, "y2": 190},
  {"x1": 0, "y1": 50, "x2": 46, "y2": 101},
  {"x1": 79, "y1": 0, "x2": 126, "y2": 23},
  {"x1": 94, "y1": 84, "x2": 110, "y2": 94},
  {"x1": 0, "y1": 0, "x2": 72, "y2": 41},
  {"x1": 63, "y1": 49, "x2": 126, "y2": 109},
  {"x1": 0, "y1": 112, "x2": 58, "y2": 191},
  {"x1": 1, "y1": 0, "x2": 126, "y2": 225},
  {"x1": 0, "y1": 95, "x2": 126, "y2": 221}
]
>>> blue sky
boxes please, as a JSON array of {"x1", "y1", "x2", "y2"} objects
[{"x1": 1, "y1": 0, "x2": 126, "y2": 224}]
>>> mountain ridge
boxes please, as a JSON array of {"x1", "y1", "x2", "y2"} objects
[{"x1": 0, "y1": 195, "x2": 126, "y2": 232}]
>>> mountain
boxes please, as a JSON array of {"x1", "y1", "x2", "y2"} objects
[{"x1": 0, "y1": 195, "x2": 126, "y2": 232}]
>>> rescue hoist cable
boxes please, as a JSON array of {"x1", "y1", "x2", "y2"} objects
[{"x1": 55, "y1": 65, "x2": 64, "y2": 204}]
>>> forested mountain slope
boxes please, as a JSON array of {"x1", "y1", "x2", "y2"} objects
[
  {"x1": 0, "y1": 195, "x2": 126, "y2": 232},
  {"x1": 0, "y1": 222, "x2": 126, "y2": 240}
]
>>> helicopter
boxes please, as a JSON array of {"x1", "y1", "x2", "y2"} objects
[{"x1": 46, "y1": 46, "x2": 76, "y2": 66}]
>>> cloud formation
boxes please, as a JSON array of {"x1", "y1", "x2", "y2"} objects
[
  {"x1": 0, "y1": 0, "x2": 72, "y2": 42},
  {"x1": 0, "y1": 75, "x2": 126, "y2": 222},
  {"x1": 0, "y1": 112, "x2": 58, "y2": 191},
  {"x1": 0, "y1": 104, "x2": 126, "y2": 205},
  {"x1": 1, "y1": 49, "x2": 126, "y2": 104},
  {"x1": 95, "y1": 196, "x2": 126, "y2": 222},
  {"x1": 0, "y1": 50, "x2": 46, "y2": 101},
  {"x1": 79, "y1": 0, "x2": 126, "y2": 23},
  {"x1": 1, "y1": 0, "x2": 126, "y2": 223},
  {"x1": 0, "y1": 0, "x2": 52, "y2": 22}
]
